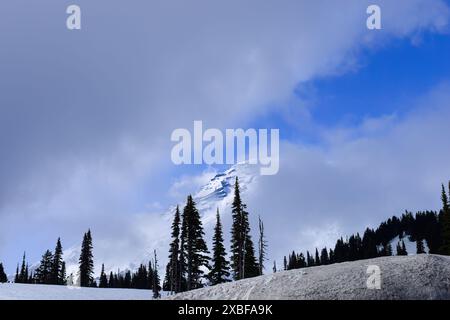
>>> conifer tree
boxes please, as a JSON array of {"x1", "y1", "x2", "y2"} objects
[
  {"x1": 79, "y1": 229, "x2": 94, "y2": 287},
  {"x1": 416, "y1": 239, "x2": 426, "y2": 254},
  {"x1": 258, "y1": 216, "x2": 268, "y2": 276},
  {"x1": 164, "y1": 206, "x2": 181, "y2": 293},
  {"x1": 181, "y1": 195, "x2": 209, "y2": 290},
  {"x1": 14, "y1": 264, "x2": 19, "y2": 283},
  {"x1": 401, "y1": 240, "x2": 407, "y2": 255},
  {"x1": 51, "y1": 238, "x2": 64, "y2": 285},
  {"x1": 152, "y1": 250, "x2": 161, "y2": 299},
  {"x1": 440, "y1": 183, "x2": 450, "y2": 255},
  {"x1": 99, "y1": 264, "x2": 108, "y2": 288},
  {"x1": 230, "y1": 177, "x2": 258, "y2": 280},
  {"x1": 0, "y1": 263, "x2": 7, "y2": 283},
  {"x1": 320, "y1": 248, "x2": 329, "y2": 265},
  {"x1": 208, "y1": 209, "x2": 230, "y2": 285},
  {"x1": 272, "y1": 261, "x2": 277, "y2": 273},
  {"x1": 283, "y1": 256, "x2": 287, "y2": 271},
  {"x1": 60, "y1": 261, "x2": 67, "y2": 285},
  {"x1": 35, "y1": 250, "x2": 53, "y2": 284},
  {"x1": 314, "y1": 248, "x2": 320, "y2": 266}
]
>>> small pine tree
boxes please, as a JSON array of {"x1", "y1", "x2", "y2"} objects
[
  {"x1": 258, "y1": 216, "x2": 268, "y2": 276},
  {"x1": 0, "y1": 263, "x2": 7, "y2": 283},
  {"x1": 272, "y1": 261, "x2": 277, "y2": 273},
  {"x1": 416, "y1": 239, "x2": 425, "y2": 254},
  {"x1": 208, "y1": 209, "x2": 230, "y2": 285},
  {"x1": 79, "y1": 230, "x2": 94, "y2": 287},
  {"x1": 99, "y1": 264, "x2": 108, "y2": 288},
  {"x1": 152, "y1": 250, "x2": 161, "y2": 299}
]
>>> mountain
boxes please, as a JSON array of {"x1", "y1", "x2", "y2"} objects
[
  {"x1": 166, "y1": 254, "x2": 450, "y2": 300},
  {"x1": 60, "y1": 162, "x2": 260, "y2": 279}
]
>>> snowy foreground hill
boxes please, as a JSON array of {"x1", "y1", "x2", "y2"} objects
[
  {"x1": 2, "y1": 255, "x2": 449, "y2": 300},
  {"x1": 167, "y1": 255, "x2": 450, "y2": 300}
]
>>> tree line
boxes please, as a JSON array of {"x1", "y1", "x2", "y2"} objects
[{"x1": 283, "y1": 181, "x2": 450, "y2": 271}]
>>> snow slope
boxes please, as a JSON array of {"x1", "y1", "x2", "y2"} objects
[
  {"x1": 0, "y1": 283, "x2": 153, "y2": 300},
  {"x1": 167, "y1": 254, "x2": 450, "y2": 300}
]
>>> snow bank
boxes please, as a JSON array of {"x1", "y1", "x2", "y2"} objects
[
  {"x1": 167, "y1": 254, "x2": 450, "y2": 300},
  {"x1": 0, "y1": 283, "x2": 153, "y2": 300}
]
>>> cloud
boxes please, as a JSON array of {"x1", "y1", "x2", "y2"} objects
[
  {"x1": 0, "y1": 0, "x2": 449, "y2": 269},
  {"x1": 247, "y1": 84, "x2": 450, "y2": 262}
]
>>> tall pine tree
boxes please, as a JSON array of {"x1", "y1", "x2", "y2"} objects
[
  {"x1": 230, "y1": 177, "x2": 258, "y2": 280},
  {"x1": 440, "y1": 183, "x2": 450, "y2": 255},
  {"x1": 180, "y1": 195, "x2": 209, "y2": 290},
  {"x1": 208, "y1": 209, "x2": 230, "y2": 285},
  {"x1": 258, "y1": 216, "x2": 268, "y2": 276},
  {"x1": 79, "y1": 229, "x2": 94, "y2": 287},
  {"x1": 164, "y1": 206, "x2": 181, "y2": 293},
  {"x1": 51, "y1": 238, "x2": 64, "y2": 285}
]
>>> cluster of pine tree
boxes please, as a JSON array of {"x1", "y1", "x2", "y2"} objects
[
  {"x1": 98, "y1": 252, "x2": 161, "y2": 298},
  {"x1": 13, "y1": 238, "x2": 67, "y2": 285},
  {"x1": 284, "y1": 181, "x2": 450, "y2": 271},
  {"x1": 163, "y1": 177, "x2": 266, "y2": 294}
]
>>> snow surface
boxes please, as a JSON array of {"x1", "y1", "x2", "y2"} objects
[
  {"x1": 0, "y1": 283, "x2": 154, "y2": 300},
  {"x1": 166, "y1": 255, "x2": 450, "y2": 300}
]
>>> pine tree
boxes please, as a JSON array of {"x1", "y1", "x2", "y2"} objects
[
  {"x1": 60, "y1": 261, "x2": 67, "y2": 285},
  {"x1": 181, "y1": 195, "x2": 209, "y2": 290},
  {"x1": 314, "y1": 248, "x2": 320, "y2": 266},
  {"x1": 272, "y1": 261, "x2": 277, "y2": 273},
  {"x1": 164, "y1": 206, "x2": 181, "y2": 293},
  {"x1": 99, "y1": 264, "x2": 108, "y2": 288},
  {"x1": 230, "y1": 177, "x2": 258, "y2": 280},
  {"x1": 0, "y1": 263, "x2": 7, "y2": 283},
  {"x1": 79, "y1": 229, "x2": 94, "y2": 287},
  {"x1": 152, "y1": 250, "x2": 161, "y2": 299},
  {"x1": 283, "y1": 256, "x2": 287, "y2": 271},
  {"x1": 14, "y1": 264, "x2": 19, "y2": 283},
  {"x1": 51, "y1": 238, "x2": 64, "y2": 285},
  {"x1": 258, "y1": 216, "x2": 268, "y2": 276},
  {"x1": 440, "y1": 182, "x2": 450, "y2": 255},
  {"x1": 320, "y1": 248, "x2": 329, "y2": 265},
  {"x1": 35, "y1": 250, "x2": 53, "y2": 284},
  {"x1": 208, "y1": 209, "x2": 230, "y2": 285},
  {"x1": 18, "y1": 252, "x2": 27, "y2": 283},
  {"x1": 401, "y1": 240, "x2": 407, "y2": 255},
  {"x1": 416, "y1": 239, "x2": 425, "y2": 254}
]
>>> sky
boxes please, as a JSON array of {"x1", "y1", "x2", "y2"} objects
[{"x1": 1, "y1": 0, "x2": 450, "y2": 274}]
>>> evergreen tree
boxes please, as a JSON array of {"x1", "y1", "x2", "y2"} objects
[
  {"x1": 314, "y1": 248, "x2": 320, "y2": 266},
  {"x1": 79, "y1": 229, "x2": 94, "y2": 287},
  {"x1": 152, "y1": 250, "x2": 161, "y2": 299},
  {"x1": 17, "y1": 252, "x2": 28, "y2": 283},
  {"x1": 99, "y1": 264, "x2": 108, "y2": 288},
  {"x1": 258, "y1": 216, "x2": 268, "y2": 276},
  {"x1": 208, "y1": 209, "x2": 230, "y2": 285},
  {"x1": 401, "y1": 240, "x2": 407, "y2": 255},
  {"x1": 416, "y1": 239, "x2": 426, "y2": 254},
  {"x1": 60, "y1": 262, "x2": 67, "y2": 285},
  {"x1": 14, "y1": 264, "x2": 19, "y2": 283},
  {"x1": 283, "y1": 256, "x2": 287, "y2": 271},
  {"x1": 51, "y1": 238, "x2": 64, "y2": 285},
  {"x1": 320, "y1": 248, "x2": 329, "y2": 265},
  {"x1": 440, "y1": 182, "x2": 450, "y2": 255},
  {"x1": 181, "y1": 195, "x2": 210, "y2": 290},
  {"x1": 164, "y1": 206, "x2": 181, "y2": 293},
  {"x1": 230, "y1": 177, "x2": 258, "y2": 280},
  {"x1": 108, "y1": 271, "x2": 114, "y2": 288},
  {"x1": 0, "y1": 263, "x2": 7, "y2": 283},
  {"x1": 272, "y1": 261, "x2": 277, "y2": 273},
  {"x1": 35, "y1": 250, "x2": 53, "y2": 284}
]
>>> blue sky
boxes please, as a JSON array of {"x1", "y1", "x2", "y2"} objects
[{"x1": 1, "y1": 0, "x2": 450, "y2": 274}]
